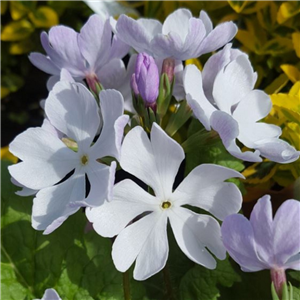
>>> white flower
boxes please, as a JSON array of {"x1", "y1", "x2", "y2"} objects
[
  {"x1": 183, "y1": 44, "x2": 300, "y2": 163},
  {"x1": 9, "y1": 81, "x2": 128, "y2": 234},
  {"x1": 87, "y1": 123, "x2": 243, "y2": 280}
]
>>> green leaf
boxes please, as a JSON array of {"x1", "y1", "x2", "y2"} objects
[
  {"x1": 179, "y1": 257, "x2": 241, "y2": 300},
  {"x1": 165, "y1": 100, "x2": 192, "y2": 137},
  {"x1": 271, "y1": 282, "x2": 280, "y2": 300},
  {"x1": 1, "y1": 160, "x2": 146, "y2": 300},
  {"x1": 220, "y1": 269, "x2": 272, "y2": 300}
]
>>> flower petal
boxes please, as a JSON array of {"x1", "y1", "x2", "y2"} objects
[
  {"x1": 115, "y1": 15, "x2": 161, "y2": 54},
  {"x1": 90, "y1": 89, "x2": 128, "y2": 160},
  {"x1": 199, "y1": 10, "x2": 213, "y2": 34},
  {"x1": 133, "y1": 213, "x2": 168, "y2": 280},
  {"x1": 28, "y1": 52, "x2": 60, "y2": 75},
  {"x1": 221, "y1": 214, "x2": 268, "y2": 271},
  {"x1": 86, "y1": 179, "x2": 157, "y2": 238},
  {"x1": 32, "y1": 171, "x2": 85, "y2": 234},
  {"x1": 202, "y1": 44, "x2": 245, "y2": 102},
  {"x1": 249, "y1": 195, "x2": 274, "y2": 266},
  {"x1": 152, "y1": 16, "x2": 206, "y2": 60},
  {"x1": 120, "y1": 123, "x2": 184, "y2": 200},
  {"x1": 238, "y1": 123, "x2": 282, "y2": 148},
  {"x1": 78, "y1": 14, "x2": 111, "y2": 70},
  {"x1": 254, "y1": 138, "x2": 300, "y2": 164},
  {"x1": 97, "y1": 59, "x2": 126, "y2": 90},
  {"x1": 210, "y1": 110, "x2": 262, "y2": 162},
  {"x1": 169, "y1": 207, "x2": 225, "y2": 269},
  {"x1": 197, "y1": 21, "x2": 237, "y2": 56},
  {"x1": 172, "y1": 164, "x2": 243, "y2": 220},
  {"x1": 273, "y1": 200, "x2": 300, "y2": 267},
  {"x1": 183, "y1": 64, "x2": 215, "y2": 130},
  {"x1": 212, "y1": 55, "x2": 256, "y2": 114},
  {"x1": 75, "y1": 161, "x2": 116, "y2": 207},
  {"x1": 162, "y1": 8, "x2": 192, "y2": 41},
  {"x1": 36, "y1": 288, "x2": 62, "y2": 300},
  {"x1": 233, "y1": 90, "x2": 272, "y2": 123},
  {"x1": 42, "y1": 28, "x2": 85, "y2": 78},
  {"x1": 112, "y1": 212, "x2": 168, "y2": 280},
  {"x1": 45, "y1": 81, "x2": 100, "y2": 150},
  {"x1": 8, "y1": 127, "x2": 77, "y2": 190}
]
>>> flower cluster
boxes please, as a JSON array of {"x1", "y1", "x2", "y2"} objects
[{"x1": 8, "y1": 7, "x2": 300, "y2": 299}]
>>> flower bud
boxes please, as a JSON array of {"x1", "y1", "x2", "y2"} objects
[
  {"x1": 134, "y1": 53, "x2": 159, "y2": 106},
  {"x1": 161, "y1": 58, "x2": 175, "y2": 83}
]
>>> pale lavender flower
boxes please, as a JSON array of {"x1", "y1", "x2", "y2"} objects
[
  {"x1": 29, "y1": 14, "x2": 129, "y2": 85},
  {"x1": 221, "y1": 195, "x2": 300, "y2": 296},
  {"x1": 34, "y1": 288, "x2": 62, "y2": 300},
  {"x1": 87, "y1": 123, "x2": 243, "y2": 280},
  {"x1": 114, "y1": 9, "x2": 237, "y2": 61},
  {"x1": 132, "y1": 53, "x2": 159, "y2": 105},
  {"x1": 183, "y1": 44, "x2": 300, "y2": 163},
  {"x1": 9, "y1": 82, "x2": 128, "y2": 234}
]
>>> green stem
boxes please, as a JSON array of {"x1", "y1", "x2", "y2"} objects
[
  {"x1": 163, "y1": 264, "x2": 175, "y2": 300},
  {"x1": 123, "y1": 270, "x2": 131, "y2": 300}
]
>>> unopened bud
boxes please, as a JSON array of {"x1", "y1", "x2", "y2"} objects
[
  {"x1": 161, "y1": 58, "x2": 175, "y2": 83},
  {"x1": 133, "y1": 53, "x2": 159, "y2": 106},
  {"x1": 86, "y1": 72, "x2": 101, "y2": 94}
]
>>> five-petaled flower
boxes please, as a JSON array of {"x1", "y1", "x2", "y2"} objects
[
  {"x1": 9, "y1": 81, "x2": 128, "y2": 234},
  {"x1": 183, "y1": 44, "x2": 300, "y2": 163},
  {"x1": 221, "y1": 195, "x2": 300, "y2": 297},
  {"x1": 87, "y1": 123, "x2": 243, "y2": 280}
]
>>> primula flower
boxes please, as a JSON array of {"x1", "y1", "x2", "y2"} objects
[
  {"x1": 221, "y1": 195, "x2": 300, "y2": 296},
  {"x1": 114, "y1": 9, "x2": 237, "y2": 61},
  {"x1": 86, "y1": 123, "x2": 243, "y2": 280},
  {"x1": 131, "y1": 53, "x2": 159, "y2": 106},
  {"x1": 34, "y1": 289, "x2": 61, "y2": 300},
  {"x1": 183, "y1": 44, "x2": 300, "y2": 163},
  {"x1": 29, "y1": 14, "x2": 129, "y2": 89},
  {"x1": 9, "y1": 82, "x2": 128, "y2": 234}
]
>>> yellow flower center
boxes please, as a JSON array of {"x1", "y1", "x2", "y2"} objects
[
  {"x1": 161, "y1": 201, "x2": 171, "y2": 209},
  {"x1": 81, "y1": 155, "x2": 89, "y2": 165}
]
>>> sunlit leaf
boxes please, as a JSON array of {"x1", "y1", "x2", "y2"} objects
[
  {"x1": 28, "y1": 6, "x2": 59, "y2": 28},
  {"x1": 292, "y1": 32, "x2": 300, "y2": 58},
  {"x1": 180, "y1": 1, "x2": 228, "y2": 12},
  {"x1": 185, "y1": 58, "x2": 202, "y2": 71},
  {"x1": 257, "y1": 2, "x2": 277, "y2": 31},
  {"x1": 9, "y1": 1, "x2": 31, "y2": 20},
  {"x1": 264, "y1": 73, "x2": 289, "y2": 94},
  {"x1": 1, "y1": 147, "x2": 18, "y2": 164},
  {"x1": 1, "y1": 19, "x2": 34, "y2": 41},
  {"x1": 227, "y1": 1, "x2": 249, "y2": 13},
  {"x1": 9, "y1": 38, "x2": 33, "y2": 55},
  {"x1": 1, "y1": 87, "x2": 10, "y2": 99},
  {"x1": 281, "y1": 65, "x2": 300, "y2": 83},
  {"x1": 236, "y1": 29, "x2": 257, "y2": 52},
  {"x1": 242, "y1": 161, "x2": 278, "y2": 185},
  {"x1": 277, "y1": 1, "x2": 300, "y2": 24},
  {"x1": 261, "y1": 37, "x2": 293, "y2": 55}
]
